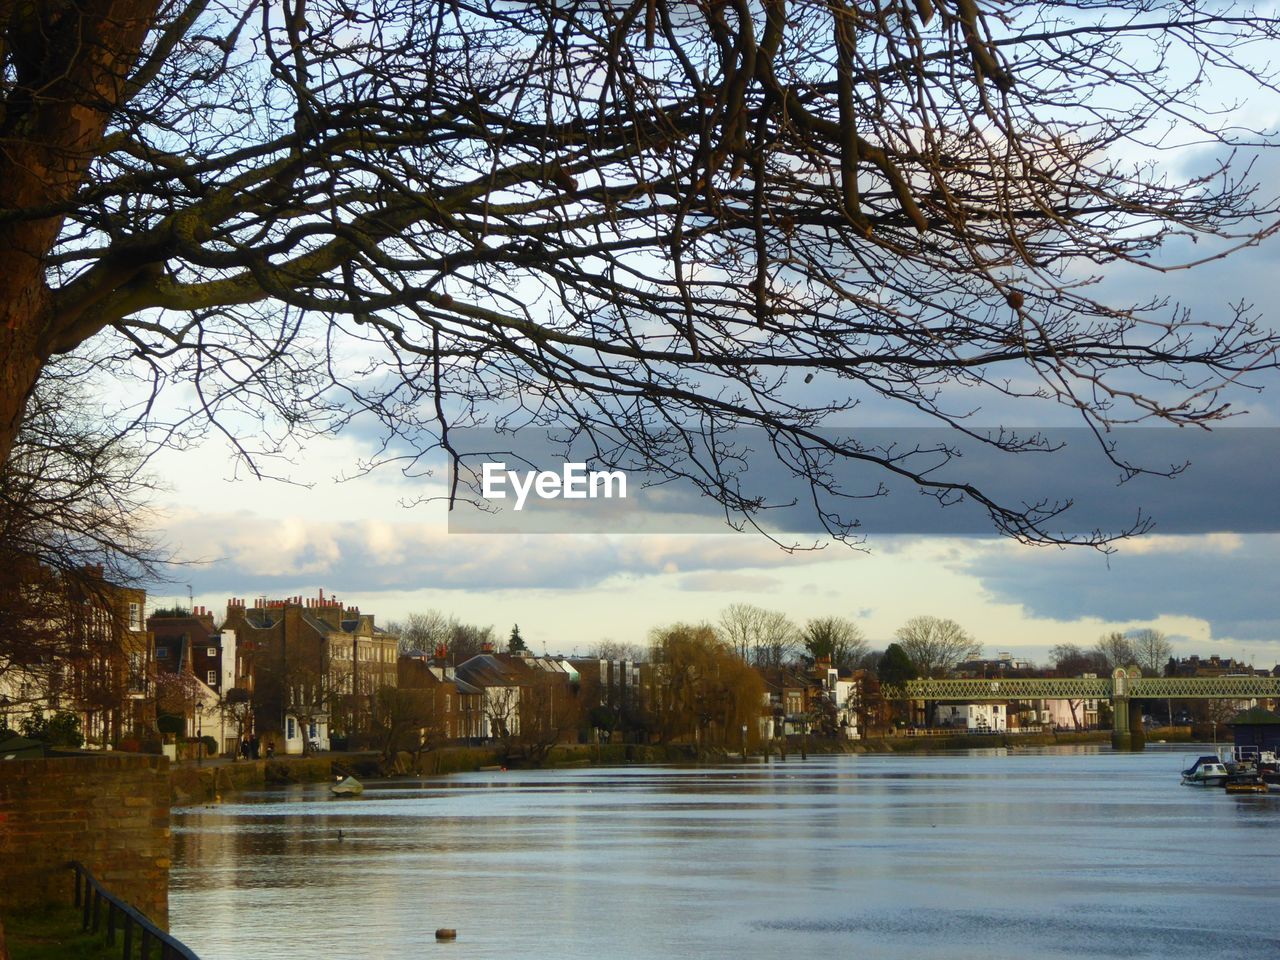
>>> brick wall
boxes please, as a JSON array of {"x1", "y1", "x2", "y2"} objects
[{"x1": 0, "y1": 754, "x2": 170, "y2": 926}]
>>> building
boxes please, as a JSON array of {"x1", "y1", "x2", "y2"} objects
[
  {"x1": 149, "y1": 605, "x2": 222, "y2": 691},
  {"x1": 934, "y1": 702, "x2": 1007, "y2": 732},
  {"x1": 222, "y1": 591, "x2": 399, "y2": 753},
  {"x1": 0, "y1": 565, "x2": 153, "y2": 748},
  {"x1": 398, "y1": 650, "x2": 484, "y2": 742},
  {"x1": 455, "y1": 648, "x2": 526, "y2": 741}
]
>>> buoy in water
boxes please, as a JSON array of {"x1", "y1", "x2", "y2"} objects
[{"x1": 435, "y1": 928, "x2": 457, "y2": 941}]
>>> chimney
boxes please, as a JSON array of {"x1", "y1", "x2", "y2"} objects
[{"x1": 481, "y1": 640, "x2": 495, "y2": 655}]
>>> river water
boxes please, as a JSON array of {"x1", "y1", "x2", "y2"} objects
[{"x1": 170, "y1": 746, "x2": 1280, "y2": 960}]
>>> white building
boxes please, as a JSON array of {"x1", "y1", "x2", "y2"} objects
[{"x1": 934, "y1": 702, "x2": 1007, "y2": 732}]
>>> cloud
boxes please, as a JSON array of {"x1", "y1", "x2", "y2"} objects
[
  {"x1": 155, "y1": 507, "x2": 833, "y2": 598},
  {"x1": 677, "y1": 572, "x2": 785, "y2": 593},
  {"x1": 957, "y1": 533, "x2": 1280, "y2": 645}
]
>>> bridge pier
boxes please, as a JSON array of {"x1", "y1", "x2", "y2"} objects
[
  {"x1": 1110, "y1": 697, "x2": 1145, "y2": 752},
  {"x1": 1111, "y1": 694, "x2": 1129, "y2": 751}
]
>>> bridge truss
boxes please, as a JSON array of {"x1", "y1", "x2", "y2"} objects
[{"x1": 889, "y1": 675, "x2": 1280, "y2": 702}]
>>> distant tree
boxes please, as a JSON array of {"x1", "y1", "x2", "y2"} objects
[
  {"x1": 855, "y1": 649, "x2": 885, "y2": 673},
  {"x1": 385, "y1": 611, "x2": 494, "y2": 662},
  {"x1": 894, "y1": 617, "x2": 980, "y2": 678},
  {"x1": 877, "y1": 644, "x2": 918, "y2": 688},
  {"x1": 1094, "y1": 632, "x2": 1137, "y2": 672},
  {"x1": 154, "y1": 669, "x2": 206, "y2": 736},
  {"x1": 508, "y1": 624, "x2": 528, "y2": 654},
  {"x1": 386, "y1": 610, "x2": 454, "y2": 655},
  {"x1": 371, "y1": 686, "x2": 448, "y2": 772},
  {"x1": 649, "y1": 623, "x2": 764, "y2": 751},
  {"x1": 718, "y1": 604, "x2": 800, "y2": 669},
  {"x1": 1128, "y1": 629, "x2": 1173, "y2": 677},
  {"x1": 1049, "y1": 643, "x2": 1108, "y2": 678},
  {"x1": 511, "y1": 670, "x2": 581, "y2": 764},
  {"x1": 801, "y1": 616, "x2": 869, "y2": 674},
  {"x1": 588, "y1": 639, "x2": 648, "y2": 662}
]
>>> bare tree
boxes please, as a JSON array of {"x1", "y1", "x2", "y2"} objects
[
  {"x1": 588, "y1": 639, "x2": 648, "y2": 662},
  {"x1": 0, "y1": 366, "x2": 165, "y2": 712},
  {"x1": 894, "y1": 616, "x2": 980, "y2": 678},
  {"x1": 385, "y1": 611, "x2": 493, "y2": 661},
  {"x1": 719, "y1": 603, "x2": 799, "y2": 669},
  {"x1": 0, "y1": 3, "x2": 1277, "y2": 547},
  {"x1": 1093, "y1": 632, "x2": 1137, "y2": 672},
  {"x1": 371, "y1": 685, "x2": 447, "y2": 772},
  {"x1": 1128, "y1": 629, "x2": 1173, "y2": 677},
  {"x1": 801, "y1": 616, "x2": 869, "y2": 674}
]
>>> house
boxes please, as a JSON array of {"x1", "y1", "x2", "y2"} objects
[
  {"x1": 455, "y1": 647, "x2": 526, "y2": 740},
  {"x1": 398, "y1": 650, "x2": 484, "y2": 742},
  {"x1": 222, "y1": 591, "x2": 400, "y2": 753},
  {"x1": 0, "y1": 565, "x2": 152, "y2": 748},
  {"x1": 149, "y1": 605, "x2": 224, "y2": 691},
  {"x1": 933, "y1": 702, "x2": 1007, "y2": 732}
]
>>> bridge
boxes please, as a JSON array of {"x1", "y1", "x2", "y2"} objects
[{"x1": 883, "y1": 670, "x2": 1280, "y2": 748}]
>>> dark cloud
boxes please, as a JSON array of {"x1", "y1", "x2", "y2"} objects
[{"x1": 959, "y1": 534, "x2": 1280, "y2": 644}]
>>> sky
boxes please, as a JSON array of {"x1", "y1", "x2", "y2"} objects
[{"x1": 133, "y1": 17, "x2": 1280, "y2": 669}]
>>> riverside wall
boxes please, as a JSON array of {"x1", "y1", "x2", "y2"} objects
[{"x1": 0, "y1": 754, "x2": 171, "y2": 925}]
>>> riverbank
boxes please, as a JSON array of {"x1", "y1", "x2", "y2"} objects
[{"x1": 169, "y1": 730, "x2": 1137, "y2": 802}]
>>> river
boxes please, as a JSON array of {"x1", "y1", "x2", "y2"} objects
[{"x1": 170, "y1": 745, "x2": 1280, "y2": 960}]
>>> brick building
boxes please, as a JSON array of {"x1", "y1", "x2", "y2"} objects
[{"x1": 222, "y1": 591, "x2": 399, "y2": 752}]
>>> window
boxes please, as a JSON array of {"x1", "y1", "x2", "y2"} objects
[
  {"x1": 129, "y1": 602, "x2": 142, "y2": 630},
  {"x1": 207, "y1": 670, "x2": 217, "y2": 685},
  {"x1": 287, "y1": 717, "x2": 296, "y2": 739},
  {"x1": 207, "y1": 647, "x2": 217, "y2": 657},
  {"x1": 156, "y1": 646, "x2": 169, "y2": 659}
]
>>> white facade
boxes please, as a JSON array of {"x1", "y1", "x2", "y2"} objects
[
  {"x1": 833, "y1": 678, "x2": 861, "y2": 740},
  {"x1": 934, "y1": 702, "x2": 1007, "y2": 732},
  {"x1": 1043, "y1": 698, "x2": 1100, "y2": 730},
  {"x1": 283, "y1": 711, "x2": 330, "y2": 755}
]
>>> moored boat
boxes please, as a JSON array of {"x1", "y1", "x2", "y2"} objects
[
  {"x1": 331, "y1": 775, "x2": 364, "y2": 796},
  {"x1": 1181, "y1": 755, "x2": 1229, "y2": 787}
]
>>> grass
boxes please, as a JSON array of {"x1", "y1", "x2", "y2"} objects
[{"x1": 3, "y1": 905, "x2": 129, "y2": 960}]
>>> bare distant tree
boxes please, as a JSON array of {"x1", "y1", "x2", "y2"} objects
[
  {"x1": 387, "y1": 611, "x2": 455, "y2": 656},
  {"x1": 1128, "y1": 629, "x2": 1174, "y2": 678},
  {"x1": 1, "y1": 3, "x2": 1279, "y2": 552},
  {"x1": 1049, "y1": 644, "x2": 1108, "y2": 678},
  {"x1": 385, "y1": 611, "x2": 493, "y2": 662},
  {"x1": 894, "y1": 616, "x2": 981, "y2": 679},
  {"x1": 719, "y1": 604, "x2": 800, "y2": 669},
  {"x1": 802, "y1": 616, "x2": 869, "y2": 674},
  {"x1": 1093, "y1": 633, "x2": 1137, "y2": 672},
  {"x1": 588, "y1": 639, "x2": 648, "y2": 662}
]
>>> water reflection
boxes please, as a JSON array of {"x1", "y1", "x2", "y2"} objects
[{"x1": 171, "y1": 748, "x2": 1280, "y2": 960}]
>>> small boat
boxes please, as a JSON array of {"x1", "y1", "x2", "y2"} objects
[
  {"x1": 330, "y1": 775, "x2": 364, "y2": 796},
  {"x1": 1225, "y1": 774, "x2": 1269, "y2": 795},
  {"x1": 1181, "y1": 755, "x2": 1229, "y2": 787}
]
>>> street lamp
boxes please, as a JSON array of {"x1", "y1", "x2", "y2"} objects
[{"x1": 741, "y1": 723, "x2": 748, "y2": 760}]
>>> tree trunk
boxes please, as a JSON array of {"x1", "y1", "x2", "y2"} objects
[
  {"x1": 0, "y1": 303, "x2": 47, "y2": 466},
  {"x1": 0, "y1": 0, "x2": 161, "y2": 463}
]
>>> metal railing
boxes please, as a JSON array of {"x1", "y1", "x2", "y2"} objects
[{"x1": 69, "y1": 861, "x2": 201, "y2": 960}]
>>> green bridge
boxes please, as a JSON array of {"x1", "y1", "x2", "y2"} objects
[{"x1": 883, "y1": 670, "x2": 1280, "y2": 749}]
